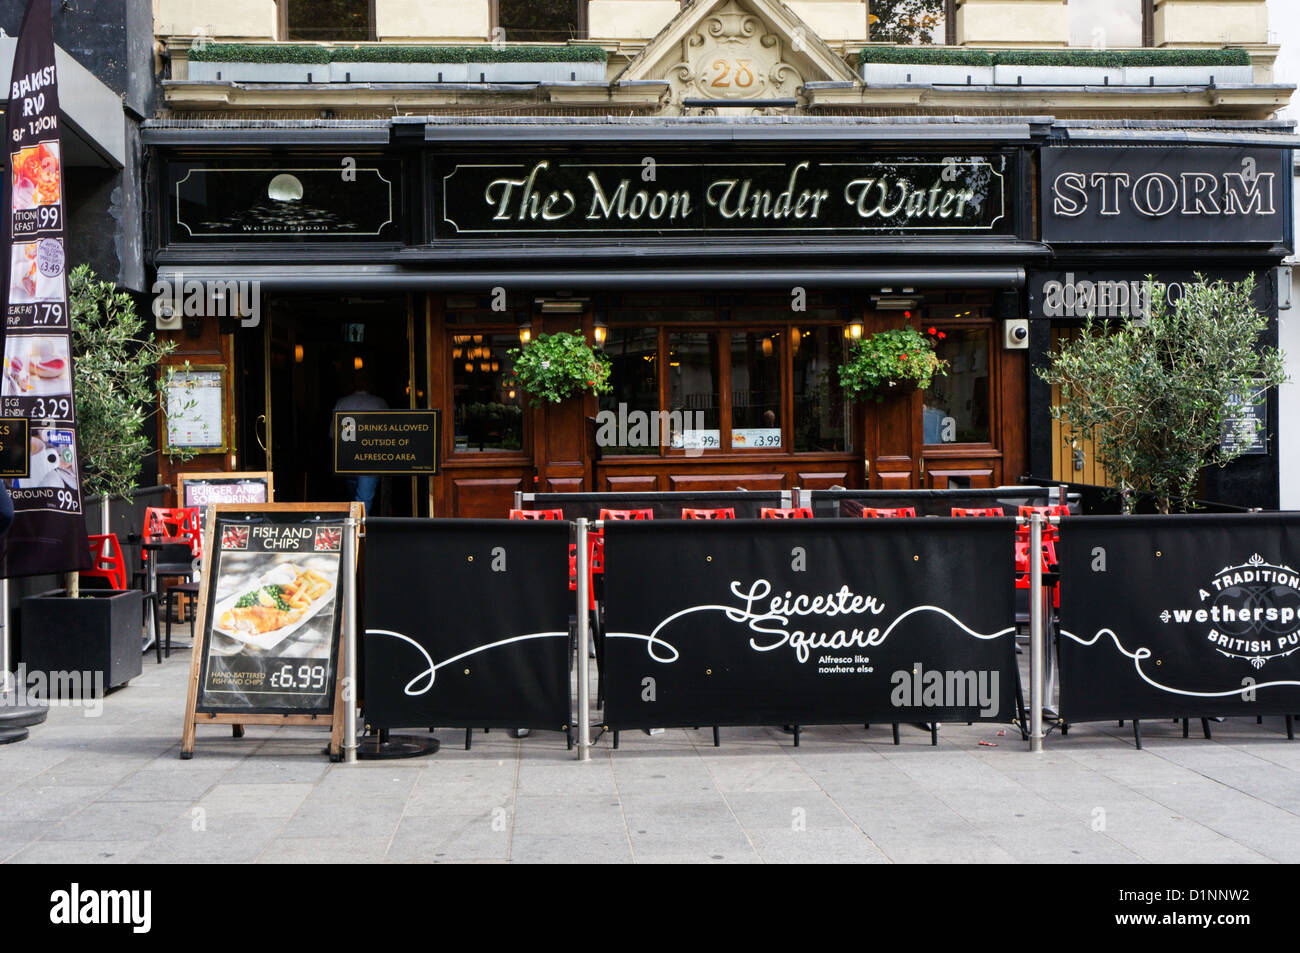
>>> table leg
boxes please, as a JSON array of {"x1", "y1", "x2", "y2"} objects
[{"x1": 143, "y1": 550, "x2": 158, "y2": 653}]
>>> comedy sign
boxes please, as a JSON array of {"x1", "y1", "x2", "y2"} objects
[
  {"x1": 601, "y1": 520, "x2": 1018, "y2": 729},
  {"x1": 1059, "y1": 514, "x2": 1300, "y2": 721}
]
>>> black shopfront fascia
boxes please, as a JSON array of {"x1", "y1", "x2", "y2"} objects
[{"x1": 146, "y1": 123, "x2": 1045, "y2": 291}]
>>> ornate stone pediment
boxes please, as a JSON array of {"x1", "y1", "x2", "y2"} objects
[{"x1": 617, "y1": 0, "x2": 858, "y2": 111}]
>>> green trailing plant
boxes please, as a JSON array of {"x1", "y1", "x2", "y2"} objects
[
  {"x1": 838, "y1": 325, "x2": 947, "y2": 402},
  {"x1": 508, "y1": 331, "x2": 611, "y2": 405},
  {"x1": 69, "y1": 265, "x2": 191, "y2": 502},
  {"x1": 1039, "y1": 274, "x2": 1286, "y2": 515}
]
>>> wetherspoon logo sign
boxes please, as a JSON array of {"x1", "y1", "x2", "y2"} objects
[
  {"x1": 1041, "y1": 146, "x2": 1286, "y2": 244},
  {"x1": 437, "y1": 154, "x2": 1009, "y2": 235}
]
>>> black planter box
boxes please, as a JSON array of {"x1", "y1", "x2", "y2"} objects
[{"x1": 20, "y1": 589, "x2": 144, "y2": 697}]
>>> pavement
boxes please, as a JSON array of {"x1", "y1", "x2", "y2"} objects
[{"x1": 3, "y1": 650, "x2": 1300, "y2": 864}]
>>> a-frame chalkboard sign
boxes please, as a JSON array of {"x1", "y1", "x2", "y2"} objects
[{"x1": 181, "y1": 502, "x2": 362, "y2": 760}]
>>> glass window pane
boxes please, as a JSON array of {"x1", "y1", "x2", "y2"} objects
[
  {"x1": 870, "y1": 0, "x2": 946, "y2": 44},
  {"x1": 792, "y1": 328, "x2": 850, "y2": 453},
  {"x1": 452, "y1": 333, "x2": 523, "y2": 453},
  {"x1": 285, "y1": 0, "x2": 370, "y2": 41},
  {"x1": 497, "y1": 0, "x2": 579, "y2": 42},
  {"x1": 730, "y1": 331, "x2": 783, "y2": 450},
  {"x1": 668, "y1": 332, "x2": 721, "y2": 451},
  {"x1": 1069, "y1": 0, "x2": 1142, "y2": 48},
  {"x1": 923, "y1": 327, "x2": 992, "y2": 445},
  {"x1": 599, "y1": 327, "x2": 660, "y2": 455}
]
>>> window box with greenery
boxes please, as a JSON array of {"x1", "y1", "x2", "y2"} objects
[
  {"x1": 1040, "y1": 275, "x2": 1285, "y2": 514},
  {"x1": 839, "y1": 325, "x2": 948, "y2": 403},
  {"x1": 509, "y1": 331, "x2": 611, "y2": 405},
  {"x1": 186, "y1": 43, "x2": 608, "y2": 85},
  {"x1": 19, "y1": 266, "x2": 188, "y2": 694}
]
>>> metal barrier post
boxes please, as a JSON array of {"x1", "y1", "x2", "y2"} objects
[
  {"x1": 575, "y1": 518, "x2": 592, "y2": 762},
  {"x1": 0, "y1": 577, "x2": 10, "y2": 697},
  {"x1": 342, "y1": 516, "x2": 359, "y2": 764},
  {"x1": 1029, "y1": 512, "x2": 1044, "y2": 753}
]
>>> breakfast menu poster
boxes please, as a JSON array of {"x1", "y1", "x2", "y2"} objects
[{"x1": 0, "y1": 0, "x2": 88, "y2": 577}]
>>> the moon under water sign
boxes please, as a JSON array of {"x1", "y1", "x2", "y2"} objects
[{"x1": 1160, "y1": 554, "x2": 1300, "y2": 669}]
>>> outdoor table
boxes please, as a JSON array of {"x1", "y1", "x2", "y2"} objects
[{"x1": 140, "y1": 535, "x2": 197, "y2": 653}]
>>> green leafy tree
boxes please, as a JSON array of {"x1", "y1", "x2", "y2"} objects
[
  {"x1": 869, "y1": 0, "x2": 946, "y2": 44},
  {"x1": 1039, "y1": 274, "x2": 1286, "y2": 514},
  {"x1": 69, "y1": 264, "x2": 183, "y2": 501}
]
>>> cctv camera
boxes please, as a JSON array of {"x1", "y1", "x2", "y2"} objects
[{"x1": 1004, "y1": 319, "x2": 1030, "y2": 350}]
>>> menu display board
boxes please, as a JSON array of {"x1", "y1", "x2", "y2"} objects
[
  {"x1": 163, "y1": 365, "x2": 227, "y2": 453},
  {"x1": 1221, "y1": 383, "x2": 1268, "y2": 456},
  {"x1": 181, "y1": 503, "x2": 362, "y2": 760}
]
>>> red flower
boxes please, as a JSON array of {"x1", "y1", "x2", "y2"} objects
[
  {"x1": 898, "y1": 353, "x2": 907, "y2": 360},
  {"x1": 927, "y1": 326, "x2": 937, "y2": 335},
  {"x1": 938, "y1": 332, "x2": 946, "y2": 339},
  {"x1": 587, "y1": 380, "x2": 596, "y2": 387}
]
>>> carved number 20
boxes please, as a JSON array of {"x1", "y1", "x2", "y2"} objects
[{"x1": 711, "y1": 59, "x2": 755, "y2": 88}]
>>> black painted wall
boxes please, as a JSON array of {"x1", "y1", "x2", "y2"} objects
[{"x1": 3, "y1": 0, "x2": 155, "y2": 290}]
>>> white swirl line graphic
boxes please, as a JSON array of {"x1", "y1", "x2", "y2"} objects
[
  {"x1": 365, "y1": 629, "x2": 569, "y2": 696},
  {"x1": 1060, "y1": 627, "x2": 1300, "y2": 698},
  {"x1": 607, "y1": 604, "x2": 1013, "y2": 664}
]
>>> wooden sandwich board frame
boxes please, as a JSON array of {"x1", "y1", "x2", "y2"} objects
[{"x1": 180, "y1": 502, "x2": 363, "y2": 761}]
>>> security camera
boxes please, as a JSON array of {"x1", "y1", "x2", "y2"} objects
[{"x1": 1004, "y1": 319, "x2": 1030, "y2": 350}]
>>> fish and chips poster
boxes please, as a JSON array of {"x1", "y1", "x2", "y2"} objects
[{"x1": 197, "y1": 514, "x2": 347, "y2": 713}]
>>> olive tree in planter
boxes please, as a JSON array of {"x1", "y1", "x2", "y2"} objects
[
  {"x1": 21, "y1": 265, "x2": 185, "y2": 695},
  {"x1": 1039, "y1": 274, "x2": 1286, "y2": 515}
]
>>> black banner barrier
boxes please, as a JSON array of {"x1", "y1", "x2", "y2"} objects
[
  {"x1": 522, "y1": 490, "x2": 790, "y2": 521},
  {"x1": 1059, "y1": 514, "x2": 1300, "y2": 722},
  {"x1": 601, "y1": 519, "x2": 1019, "y2": 729},
  {"x1": 363, "y1": 519, "x2": 572, "y2": 730},
  {"x1": 806, "y1": 487, "x2": 1075, "y2": 520}
]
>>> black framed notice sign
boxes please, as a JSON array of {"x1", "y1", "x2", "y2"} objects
[
  {"x1": 181, "y1": 502, "x2": 362, "y2": 759},
  {"x1": 0, "y1": 417, "x2": 28, "y2": 478},
  {"x1": 333, "y1": 409, "x2": 440, "y2": 475}
]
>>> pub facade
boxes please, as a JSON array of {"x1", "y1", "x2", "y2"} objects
[{"x1": 146, "y1": 0, "x2": 1295, "y2": 515}]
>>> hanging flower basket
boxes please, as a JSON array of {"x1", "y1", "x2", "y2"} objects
[
  {"x1": 838, "y1": 325, "x2": 948, "y2": 402},
  {"x1": 508, "y1": 330, "x2": 612, "y2": 405}
]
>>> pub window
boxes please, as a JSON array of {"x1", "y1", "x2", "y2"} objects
[
  {"x1": 668, "y1": 331, "x2": 722, "y2": 451},
  {"x1": 495, "y1": 0, "x2": 586, "y2": 42},
  {"x1": 730, "y1": 331, "x2": 784, "y2": 450},
  {"x1": 1068, "y1": 0, "x2": 1149, "y2": 48},
  {"x1": 791, "y1": 327, "x2": 849, "y2": 453},
  {"x1": 451, "y1": 333, "x2": 524, "y2": 453},
  {"x1": 922, "y1": 326, "x2": 992, "y2": 445},
  {"x1": 280, "y1": 0, "x2": 374, "y2": 42},
  {"x1": 600, "y1": 327, "x2": 660, "y2": 455},
  {"x1": 869, "y1": 0, "x2": 955, "y2": 46}
]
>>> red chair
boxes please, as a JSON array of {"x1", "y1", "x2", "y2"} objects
[
  {"x1": 143, "y1": 506, "x2": 202, "y2": 558},
  {"x1": 861, "y1": 507, "x2": 917, "y2": 518},
  {"x1": 599, "y1": 508, "x2": 654, "y2": 521},
  {"x1": 682, "y1": 507, "x2": 735, "y2": 519},
  {"x1": 760, "y1": 507, "x2": 813, "y2": 519},
  {"x1": 1017, "y1": 504, "x2": 1069, "y2": 543},
  {"x1": 950, "y1": 506, "x2": 1005, "y2": 518},
  {"x1": 84, "y1": 534, "x2": 127, "y2": 591},
  {"x1": 509, "y1": 508, "x2": 564, "y2": 520}
]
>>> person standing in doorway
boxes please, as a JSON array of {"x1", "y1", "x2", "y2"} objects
[{"x1": 331, "y1": 368, "x2": 388, "y2": 511}]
